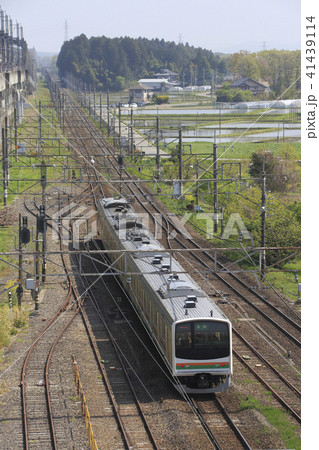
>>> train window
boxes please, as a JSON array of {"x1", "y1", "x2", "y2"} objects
[
  {"x1": 132, "y1": 276, "x2": 136, "y2": 291},
  {"x1": 160, "y1": 319, "x2": 166, "y2": 342},
  {"x1": 175, "y1": 323, "x2": 192, "y2": 349},
  {"x1": 151, "y1": 307, "x2": 157, "y2": 330},
  {"x1": 175, "y1": 321, "x2": 229, "y2": 360},
  {"x1": 145, "y1": 297, "x2": 150, "y2": 318},
  {"x1": 140, "y1": 284, "x2": 144, "y2": 306},
  {"x1": 159, "y1": 318, "x2": 167, "y2": 351},
  {"x1": 140, "y1": 284, "x2": 144, "y2": 307}
]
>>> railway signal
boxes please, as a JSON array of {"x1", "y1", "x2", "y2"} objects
[
  {"x1": 20, "y1": 216, "x2": 30, "y2": 244},
  {"x1": 17, "y1": 215, "x2": 30, "y2": 306},
  {"x1": 37, "y1": 205, "x2": 46, "y2": 234}
]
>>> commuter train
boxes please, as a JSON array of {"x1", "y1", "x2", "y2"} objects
[{"x1": 97, "y1": 197, "x2": 232, "y2": 393}]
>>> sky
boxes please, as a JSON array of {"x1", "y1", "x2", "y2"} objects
[{"x1": 1, "y1": 0, "x2": 301, "y2": 54}]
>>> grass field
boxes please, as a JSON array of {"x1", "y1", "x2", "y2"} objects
[
  {"x1": 240, "y1": 395, "x2": 301, "y2": 450},
  {"x1": 0, "y1": 78, "x2": 66, "y2": 348}
]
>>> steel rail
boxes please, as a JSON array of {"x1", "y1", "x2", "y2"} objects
[
  {"x1": 118, "y1": 175, "x2": 301, "y2": 348},
  {"x1": 75, "y1": 244, "x2": 160, "y2": 450},
  {"x1": 48, "y1": 79, "x2": 301, "y2": 443},
  {"x1": 59, "y1": 93, "x2": 160, "y2": 450},
  {"x1": 27, "y1": 197, "x2": 135, "y2": 449},
  {"x1": 21, "y1": 200, "x2": 75, "y2": 450},
  {"x1": 233, "y1": 348, "x2": 301, "y2": 423}
]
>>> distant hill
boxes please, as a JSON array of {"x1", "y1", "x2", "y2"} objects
[{"x1": 57, "y1": 34, "x2": 227, "y2": 91}]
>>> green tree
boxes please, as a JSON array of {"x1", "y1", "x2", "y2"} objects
[
  {"x1": 250, "y1": 199, "x2": 300, "y2": 266},
  {"x1": 227, "y1": 51, "x2": 260, "y2": 80},
  {"x1": 57, "y1": 34, "x2": 228, "y2": 91},
  {"x1": 113, "y1": 76, "x2": 126, "y2": 91},
  {"x1": 249, "y1": 149, "x2": 300, "y2": 193},
  {"x1": 220, "y1": 185, "x2": 300, "y2": 267},
  {"x1": 226, "y1": 49, "x2": 301, "y2": 99}
]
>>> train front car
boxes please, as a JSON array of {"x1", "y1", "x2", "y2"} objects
[
  {"x1": 173, "y1": 318, "x2": 232, "y2": 393},
  {"x1": 97, "y1": 197, "x2": 232, "y2": 395}
]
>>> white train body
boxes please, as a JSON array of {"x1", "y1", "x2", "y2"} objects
[{"x1": 97, "y1": 197, "x2": 232, "y2": 393}]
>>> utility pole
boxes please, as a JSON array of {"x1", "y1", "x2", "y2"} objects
[
  {"x1": 14, "y1": 107, "x2": 18, "y2": 161},
  {"x1": 99, "y1": 93, "x2": 102, "y2": 128},
  {"x1": 38, "y1": 205, "x2": 47, "y2": 282},
  {"x1": 178, "y1": 126, "x2": 183, "y2": 195},
  {"x1": 1, "y1": 127, "x2": 6, "y2": 206},
  {"x1": 195, "y1": 159, "x2": 199, "y2": 207},
  {"x1": 40, "y1": 113, "x2": 46, "y2": 281},
  {"x1": 17, "y1": 214, "x2": 23, "y2": 307},
  {"x1": 62, "y1": 93, "x2": 65, "y2": 133},
  {"x1": 213, "y1": 141, "x2": 218, "y2": 233},
  {"x1": 34, "y1": 217, "x2": 40, "y2": 310},
  {"x1": 38, "y1": 100, "x2": 43, "y2": 151},
  {"x1": 29, "y1": 159, "x2": 53, "y2": 285},
  {"x1": 118, "y1": 155, "x2": 123, "y2": 194},
  {"x1": 118, "y1": 104, "x2": 121, "y2": 150},
  {"x1": 1, "y1": 118, "x2": 8, "y2": 206},
  {"x1": 130, "y1": 108, "x2": 134, "y2": 161},
  {"x1": 156, "y1": 115, "x2": 160, "y2": 174},
  {"x1": 107, "y1": 91, "x2": 110, "y2": 136},
  {"x1": 260, "y1": 153, "x2": 267, "y2": 280},
  {"x1": 17, "y1": 216, "x2": 30, "y2": 307}
]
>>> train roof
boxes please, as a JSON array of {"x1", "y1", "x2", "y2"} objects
[{"x1": 99, "y1": 198, "x2": 229, "y2": 324}]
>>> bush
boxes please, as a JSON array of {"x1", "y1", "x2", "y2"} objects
[
  {"x1": 216, "y1": 86, "x2": 254, "y2": 102},
  {"x1": 153, "y1": 94, "x2": 169, "y2": 105},
  {"x1": 0, "y1": 304, "x2": 28, "y2": 349},
  {"x1": 0, "y1": 306, "x2": 11, "y2": 348},
  {"x1": 249, "y1": 149, "x2": 300, "y2": 192}
]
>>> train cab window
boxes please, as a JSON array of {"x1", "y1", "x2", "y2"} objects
[
  {"x1": 175, "y1": 321, "x2": 229, "y2": 360},
  {"x1": 175, "y1": 323, "x2": 192, "y2": 349}
]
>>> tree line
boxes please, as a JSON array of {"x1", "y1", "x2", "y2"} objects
[
  {"x1": 57, "y1": 35, "x2": 301, "y2": 99},
  {"x1": 57, "y1": 34, "x2": 227, "y2": 91},
  {"x1": 226, "y1": 50, "x2": 301, "y2": 98}
]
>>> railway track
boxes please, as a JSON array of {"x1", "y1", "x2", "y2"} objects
[
  {"x1": 55, "y1": 88, "x2": 251, "y2": 448},
  {"x1": 122, "y1": 184, "x2": 301, "y2": 421},
  {"x1": 72, "y1": 244, "x2": 161, "y2": 449},
  {"x1": 21, "y1": 199, "x2": 86, "y2": 449},
  {"x1": 67, "y1": 104, "x2": 301, "y2": 353},
  {"x1": 123, "y1": 185, "x2": 301, "y2": 422},
  {"x1": 80, "y1": 237, "x2": 254, "y2": 450},
  {"x1": 45, "y1": 74, "x2": 301, "y2": 447},
  {"x1": 28, "y1": 187, "x2": 163, "y2": 449},
  {"x1": 190, "y1": 395, "x2": 251, "y2": 450}
]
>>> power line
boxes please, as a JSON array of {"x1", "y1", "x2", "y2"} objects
[{"x1": 64, "y1": 19, "x2": 68, "y2": 43}]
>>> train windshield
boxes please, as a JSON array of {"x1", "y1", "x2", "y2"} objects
[{"x1": 175, "y1": 321, "x2": 230, "y2": 360}]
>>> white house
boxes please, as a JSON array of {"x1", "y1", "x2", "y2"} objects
[
  {"x1": 129, "y1": 83, "x2": 153, "y2": 104},
  {"x1": 137, "y1": 78, "x2": 169, "y2": 91}
]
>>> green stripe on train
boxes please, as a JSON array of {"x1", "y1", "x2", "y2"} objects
[{"x1": 176, "y1": 363, "x2": 229, "y2": 370}]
